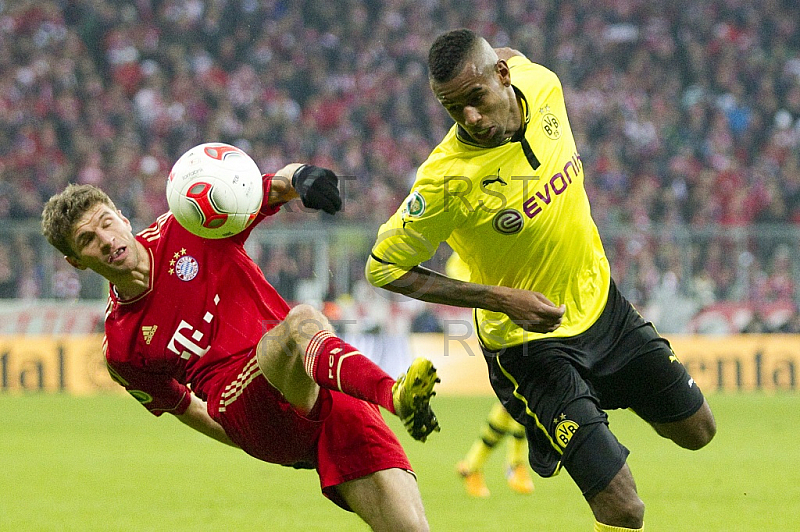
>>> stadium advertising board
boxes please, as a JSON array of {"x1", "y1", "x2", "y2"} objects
[
  {"x1": 0, "y1": 335, "x2": 117, "y2": 394},
  {"x1": 413, "y1": 333, "x2": 799, "y2": 395},
  {"x1": 670, "y1": 335, "x2": 798, "y2": 392},
  {"x1": 0, "y1": 301, "x2": 104, "y2": 336},
  {"x1": 0, "y1": 333, "x2": 797, "y2": 394}
]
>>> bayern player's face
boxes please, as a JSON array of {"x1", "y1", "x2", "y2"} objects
[
  {"x1": 68, "y1": 203, "x2": 140, "y2": 277},
  {"x1": 432, "y1": 57, "x2": 519, "y2": 147}
]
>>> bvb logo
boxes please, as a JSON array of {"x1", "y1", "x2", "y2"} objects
[
  {"x1": 542, "y1": 113, "x2": 561, "y2": 140},
  {"x1": 555, "y1": 419, "x2": 579, "y2": 448}
]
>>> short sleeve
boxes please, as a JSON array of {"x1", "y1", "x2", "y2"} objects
[{"x1": 367, "y1": 173, "x2": 469, "y2": 286}]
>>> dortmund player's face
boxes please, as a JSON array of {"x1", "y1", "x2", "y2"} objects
[{"x1": 432, "y1": 58, "x2": 520, "y2": 148}]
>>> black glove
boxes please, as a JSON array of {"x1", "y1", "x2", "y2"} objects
[{"x1": 291, "y1": 165, "x2": 342, "y2": 215}]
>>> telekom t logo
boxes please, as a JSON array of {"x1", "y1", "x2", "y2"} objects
[{"x1": 167, "y1": 315, "x2": 213, "y2": 359}]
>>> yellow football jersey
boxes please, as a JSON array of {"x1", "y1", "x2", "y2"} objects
[{"x1": 367, "y1": 56, "x2": 610, "y2": 350}]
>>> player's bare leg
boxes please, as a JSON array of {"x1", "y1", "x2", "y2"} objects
[
  {"x1": 255, "y1": 304, "x2": 331, "y2": 413},
  {"x1": 256, "y1": 304, "x2": 440, "y2": 441},
  {"x1": 587, "y1": 462, "x2": 644, "y2": 529},
  {"x1": 650, "y1": 398, "x2": 716, "y2": 450},
  {"x1": 336, "y1": 468, "x2": 429, "y2": 532}
]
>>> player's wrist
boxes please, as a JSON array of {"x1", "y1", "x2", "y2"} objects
[
  {"x1": 289, "y1": 165, "x2": 307, "y2": 187},
  {"x1": 485, "y1": 285, "x2": 521, "y2": 313}
]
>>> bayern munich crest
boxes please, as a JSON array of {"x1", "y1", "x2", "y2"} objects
[{"x1": 174, "y1": 255, "x2": 199, "y2": 281}]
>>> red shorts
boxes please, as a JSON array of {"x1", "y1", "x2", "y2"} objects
[{"x1": 206, "y1": 355, "x2": 412, "y2": 508}]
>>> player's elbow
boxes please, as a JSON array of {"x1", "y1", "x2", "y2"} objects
[
  {"x1": 365, "y1": 258, "x2": 377, "y2": 286},
  {"x1": 364, "y1": 256, "x2": 391, "y2": 288}
]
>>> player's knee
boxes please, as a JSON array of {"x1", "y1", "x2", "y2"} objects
[
  {"x1": 660, "y1": 402, "x2": 717, "y2": 450},
  {"x1": 623, "y1": 491, "x2": 645, "y2": 524},
  {"x1": 285, "y1": 303, "x2": 321, "y2": 326},
  {"x1": 701, "y1": 415, "x2": 717, "y2": 445},
  {"x1": 284, "y1": 304, "x2": 328, "y2": 342},
  {"x1": 365, "y1": 508, "x2": 428, "y2": 532},
  {"x1": 600, "y1": 494, "x2": 645, "y2": 528},
  {"x1": 683, "y1": 415, "x2": 716, "y2": 450}
]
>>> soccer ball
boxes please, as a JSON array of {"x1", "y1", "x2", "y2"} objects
[{"x1": 166, "y1": 142, "x2": 264, "y2": 239}]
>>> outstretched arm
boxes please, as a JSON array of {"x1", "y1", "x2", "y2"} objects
[
  {"x1": 267, "y1": 164, "x2": 303, "y2": 206},
  {"x1": 174, "y1": 393, "x2": 238, "y2": 447},
  {"x1": 380, "y1": 265, "x2": 565, "y2": 334}
]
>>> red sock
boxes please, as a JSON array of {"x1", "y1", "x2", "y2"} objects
[{"x1": 303, "y1": 330, "x2": 396, "y2": 413}]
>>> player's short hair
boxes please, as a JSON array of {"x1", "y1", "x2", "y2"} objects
[
  {"x1": 428, "y1": 28, "x2": 480, "y2": 84},
  {"x1": 42, "y1": 183, "x2": 117, "y2": 257}
]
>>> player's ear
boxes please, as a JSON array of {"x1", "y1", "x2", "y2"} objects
[
  {"x1": 497, "y1": 60, "x2": 511, "y2": 86},
  {"x1": 65, "y1": 255, "x2": 87, "y2": 271},
  {"x1": 117, "y1": 209, "x2": 132, "y2": 230}
]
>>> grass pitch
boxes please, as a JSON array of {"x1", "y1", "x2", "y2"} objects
[{"x1": 1, "y1": 393, "x2": 798, "y2": 531}]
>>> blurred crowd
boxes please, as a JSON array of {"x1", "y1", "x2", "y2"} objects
[{"x1": 1, "y1": 0, "x2": 800, "y2": 331}]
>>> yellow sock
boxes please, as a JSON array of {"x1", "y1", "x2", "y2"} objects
[
  {"x1": 462, "y1": 403, "x2": 510, "y2": 471},
  {"x1": 488, "y1": 402, "x2": 514, "y2": 431},
  {"x1": 463, "y1": 439, "x2": 493, "y2": 471},
  {"x1": 506, "y1": 420, "x2": 527, "y2": 466},
  {"x1": 594, "y1": 521, "x2": 644, "y2": 531}
]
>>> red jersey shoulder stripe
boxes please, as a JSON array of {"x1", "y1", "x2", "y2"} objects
[
  {"x1": 104, "y1": 293, "x2": 114, "y2": 321},
  {"x1": 139, "y1": 212, "x2": 171, "y2": 242}
]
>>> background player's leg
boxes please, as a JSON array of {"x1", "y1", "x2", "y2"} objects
[
  {"x1": 456, "y1": 402, "x2": 511, "y2": 497},
  {"x1": 505, "y1": 416, "x2": 534, "y2": 494},
  {"x1": 336, "y1": 468, "x2": 429, "y2": 532}
]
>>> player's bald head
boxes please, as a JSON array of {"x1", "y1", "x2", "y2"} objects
[{"x1": 428, "y1": 29, "x2": 498, "y2": 84}]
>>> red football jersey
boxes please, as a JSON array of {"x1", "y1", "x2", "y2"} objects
[{"x1": 103, "y1": 176, "x2": 292, "y2": 416}]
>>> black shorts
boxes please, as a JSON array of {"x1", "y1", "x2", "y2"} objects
[{"x1": 482, "y1": 279, "x2": 705, "y2": 498}]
